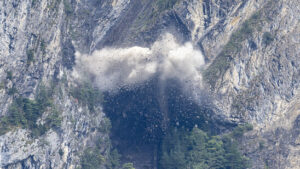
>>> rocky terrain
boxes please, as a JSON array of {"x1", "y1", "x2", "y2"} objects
[{"x1": 0, "y1": 0, "x2": 299, "y2": 168}]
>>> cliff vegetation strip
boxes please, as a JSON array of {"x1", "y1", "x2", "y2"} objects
[{"x1": 203, "y1": 0, "x2": 279, "y2": 90}]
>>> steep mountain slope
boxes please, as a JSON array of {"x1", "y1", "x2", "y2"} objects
[{"x1": 0, "y1": 0, "x2": 299, "y2": 169}]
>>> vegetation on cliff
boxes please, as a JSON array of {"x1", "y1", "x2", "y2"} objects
[
  {"x1": 0, "y1": 85, "x2": 62, "y2": 137},
  {"x1": 160, "y1": 125, "x2": 252, "y2": 169}
]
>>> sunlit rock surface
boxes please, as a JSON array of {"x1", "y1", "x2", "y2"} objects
[{"x1": 0, "y1": 0, "x2": 299, "y2": 168}]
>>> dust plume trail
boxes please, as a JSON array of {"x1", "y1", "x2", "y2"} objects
[{"x1": 73, "y1": 33, "x2": 205, "y2": 94}]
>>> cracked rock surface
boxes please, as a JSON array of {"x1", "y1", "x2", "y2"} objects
[{"x1": 0, "y1": 0, "x2": 299, "y2": 168}]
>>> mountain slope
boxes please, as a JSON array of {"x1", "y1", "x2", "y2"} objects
[{"x1": 0, "y1": 0, "x2": 299, "y2": 168}]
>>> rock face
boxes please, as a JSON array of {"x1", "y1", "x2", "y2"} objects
[{"x1": 0, "y1": 0, "x2": 299, "y2": 169}]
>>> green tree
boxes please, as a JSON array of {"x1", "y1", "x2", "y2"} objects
[
  {"x1": 0, "y1": 85, "x2": 61, "y2": 137},
  {"x1": 160, "y1": 129, "x2": 187, "y2": 169},
  {"x1": 6, "y1": 71, "x2": 13, "y2": 80},
  {"x1": 222, "y1": 135, "x2": 249, "y2": 169},
  {"x1": 81, "y1": 148, "x2": 105, "y2": 169},
  {"x1": 106, "y1": 149, "x2": 121, "y2": 169},
  {"x1": 122, "y1": 163, "x2": 135, "y2": 169},
  {"x1": 206, "y1": 136, "x2": 226, "y2": 169},
  {"x1": 160, "y1": 127, "x2": 249, "y2": 169}
]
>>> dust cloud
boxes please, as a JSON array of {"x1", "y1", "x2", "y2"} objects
[{"x1": 73, "y1": 33, "x2": 205, "y2": 93}]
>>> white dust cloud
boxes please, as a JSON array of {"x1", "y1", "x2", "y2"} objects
[{"x1": 73, "y1": 33, "x2": 205, "y2": 92}]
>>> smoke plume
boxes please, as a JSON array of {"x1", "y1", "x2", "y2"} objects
[{"x1": 73, "y1": 33, "x2": 205, "y2": 93}]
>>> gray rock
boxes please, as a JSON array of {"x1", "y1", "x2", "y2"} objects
[{"x1": 0, "y1": 0, "x2": 299, "y2": 168}]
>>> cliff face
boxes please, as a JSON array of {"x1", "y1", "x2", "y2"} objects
[
  {"x1": 205, "y1": 1, "x2": 300, "y2": 168},
  {"x1": 0, "y1": 0, "x2": 299, "y2": 169},
  {"x1": 0, "y1": 0, "x2": 120, "y2": 168}
]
